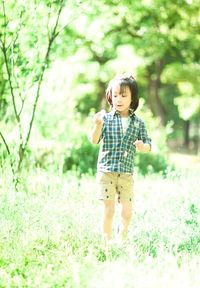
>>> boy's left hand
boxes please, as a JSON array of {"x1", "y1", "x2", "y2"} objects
[{"x1": 134, "y1": 140, "x2": 150, "y2": 152}]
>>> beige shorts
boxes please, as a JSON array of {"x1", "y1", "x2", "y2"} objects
[{"x1": 96, "y1": 172, "x2": 134, "y2": 203}]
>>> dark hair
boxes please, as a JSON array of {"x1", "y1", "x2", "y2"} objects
[{"x1": 105, "y1": 75, "x2": 139, "y2": 111}]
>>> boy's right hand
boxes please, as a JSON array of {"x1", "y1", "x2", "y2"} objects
[{"x1": 93, "y1": 109, "x2": 106, "y2": 126}]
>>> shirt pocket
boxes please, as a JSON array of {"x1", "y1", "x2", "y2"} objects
[{"x1": 126, "y1": 126, "x2": 140, "y2": 144}]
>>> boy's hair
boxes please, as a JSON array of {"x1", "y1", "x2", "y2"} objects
[{"x1": 106, "y1": 75, "x2": 139, "y2": 111}]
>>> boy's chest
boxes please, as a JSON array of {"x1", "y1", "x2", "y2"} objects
[{"x1": 105, "y1": 118, "x2": 140, "y2": 142}]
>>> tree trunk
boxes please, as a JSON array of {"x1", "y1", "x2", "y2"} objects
[
  {"x1": 183, "y1": 120, "x2": 190, "y2": 149},
  {"x1": 99, "y1": 80, "x2": 107, "y2": 109},
  {"x1": 197, "y1": 118, "x2": 200, "y2": 155},
  {"x1": 147, "y1": 59, "x2": 166, "y2": 125}
]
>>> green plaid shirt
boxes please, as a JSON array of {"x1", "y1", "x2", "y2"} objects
[{"x1": 97, "y1": 109, "x2": 151, "y2": 174}]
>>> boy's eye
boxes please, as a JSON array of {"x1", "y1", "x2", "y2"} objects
[{"x1": 122, "y1": 94, "x2": 127, "y2": 97}]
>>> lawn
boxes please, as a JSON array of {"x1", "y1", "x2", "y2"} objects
[{"x1": 0, "y1": 161, "x2": 200, "y2": 287}]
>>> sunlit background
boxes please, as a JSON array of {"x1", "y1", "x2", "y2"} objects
[{"x1": 0, "y1": 0, "x2": 200, "y2": 287}]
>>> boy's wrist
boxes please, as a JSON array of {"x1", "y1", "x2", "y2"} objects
[{"x1": 143, "y1": 143, "x2": 151, "y2": 152}]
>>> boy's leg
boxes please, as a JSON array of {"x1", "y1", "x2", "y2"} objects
[
  {"x1": 117, "y1": 173, "x2": 134, "y2": 241},
  {"x1": 97, "y1": 172, "x2": 117, "y2": 243},
  {"x1": 102, "y1": 200, "x2": 115, "y2": 241},
  {"x1": 119, "y1": 200, "x2": 132, "y2": 240}
]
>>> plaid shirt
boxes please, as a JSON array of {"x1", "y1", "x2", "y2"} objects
[{"x1": 97, "y1": 109, "x2": 151, "y2": 174}]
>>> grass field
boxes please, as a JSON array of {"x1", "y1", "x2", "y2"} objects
[{"x1": 0, "y1": 157, "x2": 200, "y2": 287}]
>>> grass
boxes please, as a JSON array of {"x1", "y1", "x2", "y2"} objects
[{"x1": 0, "y1": 164, "x2": 200, "y2": 287}]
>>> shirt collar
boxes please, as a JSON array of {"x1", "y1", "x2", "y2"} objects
[{"x1": 110, "y1": 108, "x2": 135, "y2": 117}]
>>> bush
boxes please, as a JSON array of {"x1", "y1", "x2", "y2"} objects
[
  {"x1": 135, "y1": 152, "x2": 169, "y2": 175},
  {"x1": 63, "y1": 135, "x2": 99, "y2": 175}
]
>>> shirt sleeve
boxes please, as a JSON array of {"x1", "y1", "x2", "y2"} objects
[
  {"x1": 97, "y1": 114, "x2": 107, "y2": 143},
  {"x1": 97, "y1": 123, "x2": 105, "y2": 143},
  {"x1": 138, "y1": 120, "x2": 152, "y2": 148}
]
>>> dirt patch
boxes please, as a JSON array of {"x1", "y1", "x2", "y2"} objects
[{"x1": 169, "y1": 153, "x2": 200, "y2": 169}]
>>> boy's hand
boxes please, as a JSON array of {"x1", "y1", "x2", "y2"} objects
[
  {"x1": 134, "y1": 140, "x2": 150, "y2": 152},
  {"x1": 93, "y1": 109, "x2": 106, "y2": 126},
  {"x1": 90, "y1": 110, "x2": 106, "y2": 144}
]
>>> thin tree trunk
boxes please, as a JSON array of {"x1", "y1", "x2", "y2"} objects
[
  {"x1": 0, "y1": 131, "x2": 18, "y2": 190},
  {"x1": 184, "y1": 120, "x2": 190, "y2": 149},
  {"x1": 197, "y1": 117, "x2": 200, "y2": 155},
  {"x1": 147, "y1": 59, "x2": 166, "y2": 125}
]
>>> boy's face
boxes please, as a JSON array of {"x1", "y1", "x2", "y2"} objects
[{"x1": 111, "y1": 83, "x2": 132, "y2": 117}]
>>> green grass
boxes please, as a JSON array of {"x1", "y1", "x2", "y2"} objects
[{"x1": 0, "y1": 166, "x2": 200, "y2": 287}]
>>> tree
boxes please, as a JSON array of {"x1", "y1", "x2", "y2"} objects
[
  {"x1": 0, "y1": 0, "x2": 86, "y2": 185},
  {"x1": 81, "y1": 0, "x2": 200, "y2": 148}
]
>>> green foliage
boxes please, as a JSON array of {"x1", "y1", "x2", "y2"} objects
[
  {"x1": 162, "y1": 63, "x2": 200, "y2": 121},
  {"x1": 63, "y1": 134, "x2": 99, "y2": 175},
  {"x1": 134, "y1": 100, "x2": 173, "y2": 175},
  {"x1": 177, "y1": 236, "x2": 200, "y2": 254},
  {"x1": 0, "y1": 166, "x2": 200, "y2": 286},
  {"x1": 135, "y1": 152, "x2": 169, "y2": 176}
]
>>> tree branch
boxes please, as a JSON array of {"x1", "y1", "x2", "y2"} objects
[
  {"x1": 17, "y1": 0, "x2": 65, "y2": 171},
  {"x1": 0, "y1": 131, "x2": 17, "y2": 188},
  {"x1": 0, "y1": 4, "x2": 25, "y2": 158}
]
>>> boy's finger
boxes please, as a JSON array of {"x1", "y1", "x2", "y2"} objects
[{"x1": 134, "y1": 140, "x2": 143, "y2": 145}]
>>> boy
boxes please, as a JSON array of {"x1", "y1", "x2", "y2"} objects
[{"x1": 90, "y1": 75, "x2": 151, "y2": 244}]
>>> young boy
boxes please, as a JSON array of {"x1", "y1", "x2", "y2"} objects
[{"x1": 90, "y1": 75, "x2": 151, "y2": 244}]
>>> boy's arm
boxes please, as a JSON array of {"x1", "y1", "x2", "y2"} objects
[
  {"x1": 90, "y1": 123, "x2": 103, "y2": 144},
  {"x1": 89, "y1": 110, "x2": 106, "y2": 144},
  {"x1": 135, "y1": 120, "x2": 151, "y2": 152}
]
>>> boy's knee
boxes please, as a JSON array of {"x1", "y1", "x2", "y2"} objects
[{"x1": 121, "y1": 209, "x2": 132, "y2": 221}]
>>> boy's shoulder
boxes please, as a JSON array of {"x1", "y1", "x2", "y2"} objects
[
  {"x1": 133, "y1": 114, "x2": 145, "y2": 124},
  {"x1": 103, "y1": 110, "x2": 115, "y2": 120}
]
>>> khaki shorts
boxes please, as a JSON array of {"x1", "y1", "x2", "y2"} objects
[{"x1": 96, "y1": 172, "x2": 134, "y2": 203}]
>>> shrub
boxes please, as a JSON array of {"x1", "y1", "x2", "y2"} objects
[
  {"x1": 135, "y1": 152, "x2": 169, "y2": 175},
  {"x1": 63, "y1": 135, "x2": 99, "y2": 175}
]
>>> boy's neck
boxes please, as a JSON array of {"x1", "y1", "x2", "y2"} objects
[
  {"x1": 111, "y1": 108, "x2": 133, "y2": 117},
  {"x1": 119, "y1": 111, "x2": 129, "y2": 118}
]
